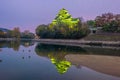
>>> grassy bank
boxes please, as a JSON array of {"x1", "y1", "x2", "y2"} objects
[{"x1": 84, "y1": 33, "x2": 120, "y2": 41}]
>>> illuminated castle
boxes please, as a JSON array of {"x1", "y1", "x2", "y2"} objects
[{"x1": 50, "y1": 8, "x2": 80, "y2": 28}]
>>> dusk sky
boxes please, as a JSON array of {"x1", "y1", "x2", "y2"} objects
[{"x1": 0, "y1": 0, "x2": 120, "y2": 32}]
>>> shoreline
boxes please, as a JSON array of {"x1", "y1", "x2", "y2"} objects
[
  {"x1": 35, "y1": 39, "x2": 120, "y2": 49},
  {"x1": 0, "y1": 38, "x2": 120, "y2": 49}
]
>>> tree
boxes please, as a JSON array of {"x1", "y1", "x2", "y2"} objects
[
  {"x1": 95, "y1": 13, "x2": 120, "y2": 32},
  {"x1": 11, "y1": 27, "x2": 21, "y2": 38},
  {"x1": 36, "y1": 24, "x2": 50, "y2": 38},
  {"x1": 87, "y1": 20, "x2": 95, "y2": 27},
  {"x1": 95, "y1": 13, "x2": 114, "y2": 27},
  {"x1": 21, "y1": 30, "x2": 35, "y2": 39}
]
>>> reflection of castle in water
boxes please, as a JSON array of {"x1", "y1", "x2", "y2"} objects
[
  {"x1": 51, "y1": 58, "x2": 71, "y2": 74},
  {"x1": 35, "y1": 43, "x2": 120, "y2": 74},
  {"x1": 35, "y1": 43, "x2": 86, "y2": 74}
]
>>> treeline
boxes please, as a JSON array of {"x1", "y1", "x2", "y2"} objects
[
  {"x1": 0, "y1": 41, "x2": 35, "y2": 51},
  {"x1": 87, "y1": 13, "x2": 120, "y2": 32},
  {"x1": 36, "y1": 23, "x2": 90, "y2": 39},
  {"x1": 0, "y1": 27, "x2": 35, "y2": 39}
]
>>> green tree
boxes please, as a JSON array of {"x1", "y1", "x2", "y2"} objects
[
  {"x1": 94, "y1": 13, "x2": 120, "y2": 32},
  {"x1": 11, "y1": 27, "x2": 21, "y2": 38},
  {"x1": 36, "y1": 24, "x2": 49, "y2": 38},
  {"x1": 87, "y1": 20, "x2": 95, "y2": 27},
  {"x1": 21, "y1": 30, "x2": 35, "y2": 39}
]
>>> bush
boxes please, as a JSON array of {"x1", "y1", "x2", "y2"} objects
[
  {"x1": 36, "y1": 22, "x2": 90, "y2": 39},
  {"x1": 102, "y1": 21, "x2": 118, "y2": 32},
  {"x1": 21, "y1": 32, "x2": 35, "y2": 39}
]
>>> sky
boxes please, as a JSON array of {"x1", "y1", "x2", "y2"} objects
[{"x1": 0, "y1": 0, "x2": 120, "y2": 33}]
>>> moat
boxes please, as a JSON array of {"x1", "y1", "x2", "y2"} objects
[{"x1": 0, "y1": 41, "x2": 120, "y2": 80}]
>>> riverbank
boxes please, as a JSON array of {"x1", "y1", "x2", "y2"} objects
[
  {"x1": 35, "y1": 39, "x2": 120, "y2": 49},
  {"x1": 34, "y1": 33, "x2": 120, "y2": 48},
  {"x1": 0, "y1": 38, "x2": 120, "y2": 49},
  {"x1": 65, "y1": 54, "x2": 120, "y2": 77},
  {"x1": 84, "y1": 33, "x2": 120, "y2": 41}
]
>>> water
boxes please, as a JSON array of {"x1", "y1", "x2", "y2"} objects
[{"x1": 0, "y1": 41, "x2": 120, "y2": 80}]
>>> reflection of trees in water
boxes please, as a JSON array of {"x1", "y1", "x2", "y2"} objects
[
  {"x1": 20, "y1": 40, "x2": 35, "y2": 47},
  {"x1": 0, "y1": 40, "x2": 35, "y2": 51},
  {"x1": 0, "y1": 41, "x2": 20, "y2": 51},
  {"x1": 35, "y1": 43, "x2": 86, "y2": 60},
  {"x1": 10, "y1": 41, "x2": 20, "y2": 51},
  {"x1": 35, "y1": 43, "x2": 86, "y2": 74},
  {"x1": 35, "y1": 43, "x2": 120, "y2": 56},
  {"x1": 35, "y1": 43, "x2": 86, "y2": 57}
]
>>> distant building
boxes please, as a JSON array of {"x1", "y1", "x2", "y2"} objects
[{"x1": 89, "y1": 26, "x2": 102, "y2": 34}]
